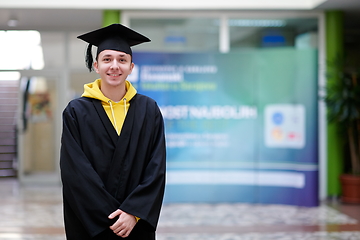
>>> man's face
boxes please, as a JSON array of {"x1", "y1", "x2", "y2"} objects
[{"x1": 94, "y1": 49, "x2": 134, "y2": 88}]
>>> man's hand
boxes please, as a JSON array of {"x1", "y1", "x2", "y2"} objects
[{"x1": 108, "y1": 209, "x2": 137, "y2": 238}]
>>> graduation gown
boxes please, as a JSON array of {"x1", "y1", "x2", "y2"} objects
[{"x1": 60, "y1": 93, "x2": 166, "y2": 240}]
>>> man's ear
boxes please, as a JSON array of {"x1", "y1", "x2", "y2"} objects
[
  {"x1": 93, "y1": 61, "x2": 99, "y2": 73},
  {"x1": 129, "y1": 62, "x2": 135, "y2": 74}
]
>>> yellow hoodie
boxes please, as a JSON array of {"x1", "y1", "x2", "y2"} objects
[
  {"x1": 82, "y1": 79, "x2": 141, "y2": 222},
  {"x1": 81, "y1": 79, "x2": 137, "y2": 135}
]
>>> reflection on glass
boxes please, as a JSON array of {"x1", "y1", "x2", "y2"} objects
[
  {"x1": 130, "y1": 18, "x2": 219, "y2": 52},
  {"x1": 229, "y1": 18, "x2": 318, "y2": 50}
]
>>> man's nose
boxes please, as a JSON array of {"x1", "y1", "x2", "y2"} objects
[{"x1": 110, "y1": 60, "x2": 119, "y2": 69}]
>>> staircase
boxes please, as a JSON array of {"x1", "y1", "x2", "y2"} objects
[{"x1": 0, "y1": 80, "x2": 18, "y2": 177}]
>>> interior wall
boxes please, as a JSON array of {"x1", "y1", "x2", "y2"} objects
[{"x1": 22, "y1": 78, "x2": 56, "y2": 174}]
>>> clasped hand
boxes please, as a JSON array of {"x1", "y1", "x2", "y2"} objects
[{"x1": 108, "y1": 209, "x2": 136, "y2": 238}]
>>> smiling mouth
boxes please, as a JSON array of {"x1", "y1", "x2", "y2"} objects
[{"x1": 108, "y1": 73, "x2": 121, "y2": 77}]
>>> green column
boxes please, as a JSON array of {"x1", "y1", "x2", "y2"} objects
[
  {"x1": 102, "y1": 10, "x2": 121, "y2": 27},
  {"x1": 325, "y1": 10, "x2": 344, "y2": 197}
]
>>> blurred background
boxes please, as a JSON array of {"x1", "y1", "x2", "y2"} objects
[{"x1": 0, "y1": 0, "x2": 360, "y2": 239}]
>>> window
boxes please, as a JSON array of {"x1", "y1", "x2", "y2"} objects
[{"x1": 0, "y1": 30, "x2": 44, "y2": 80}]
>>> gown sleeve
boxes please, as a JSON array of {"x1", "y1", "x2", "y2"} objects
[
  {"x1": 60, "y1": 103, "x2": 120, "y2": 237},
  {"x1": 118, "y1": 103, "x2": 166, "y2": 231}
]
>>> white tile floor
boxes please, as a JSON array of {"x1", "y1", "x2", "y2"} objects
[
  {"x1": 1, "y1": 178, "x2": 359, "y2": 240},
  {"x1": 158, "y1": 203, "x2": 358, "y2": 227},
  {"x1": 157, "y1": 232, "x2": 360, "y2": 240}
]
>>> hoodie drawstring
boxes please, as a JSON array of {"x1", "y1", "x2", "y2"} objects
[
  {"x1": 108, "y1": 100, "x2": 119, "y2": 135},
  {"x1": 108, "y1": 99, "x2": 128, "y2": 135},
  {"x1": 124, "y1": 98, "x2": 127, "y2": 117}
]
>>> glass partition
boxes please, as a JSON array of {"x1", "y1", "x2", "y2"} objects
[
  {"x1": 126, "y1": 12, "x2": 321, "y2": 206},
  {"x1": 130, "y1": 18, "x2": 219, "y2": 52},
  {"x1": 229, "y1": 18, "x2": 318, "y2": 50}
]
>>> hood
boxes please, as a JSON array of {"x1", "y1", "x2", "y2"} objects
[
  {"x1": 81, "y1": 79, "x2": 137, "y2": 135},
  {"x1": 82, "y1": 79, "x2": 137, "y2": 103}
]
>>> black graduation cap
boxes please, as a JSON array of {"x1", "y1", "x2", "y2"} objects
[{"x1": 77, "y1": 24, "x2": 151, "y2": 71}]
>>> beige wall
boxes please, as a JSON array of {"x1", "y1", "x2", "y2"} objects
[
  {"x1": 23, "y1": 122, "x2": 55, "y2": 173},
  {"x1": 22, "y1": 79, "x2": 56, "y2": 174}
]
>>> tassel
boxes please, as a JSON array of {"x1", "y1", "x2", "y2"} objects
[{"x1": 85, "y1": 44, "x2": 94, "y2": 72}]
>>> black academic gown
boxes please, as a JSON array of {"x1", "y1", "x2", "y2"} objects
[{"x1": 60, "y1": 94, "x2": 166, "y2": 240}]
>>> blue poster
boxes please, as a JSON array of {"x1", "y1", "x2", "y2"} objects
[{"x1": 131, "y1": 48, "x2": 318, "y2": 207}]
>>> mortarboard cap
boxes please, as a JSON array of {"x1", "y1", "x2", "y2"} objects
[{"x1": 77, "y1": 24, "x2": 150, "y2": 71}]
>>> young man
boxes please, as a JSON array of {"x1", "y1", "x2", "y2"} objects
[{"x1": 60, "y1": 24, "x2": 166, "y2": 240}]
